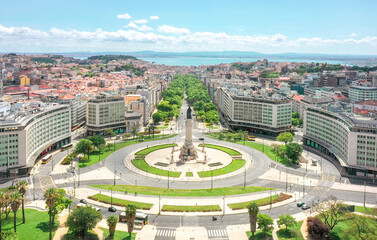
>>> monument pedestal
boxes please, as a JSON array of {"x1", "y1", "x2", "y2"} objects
[{"x1": 179, "y1": 111, "x2": 197, "y2": 162}]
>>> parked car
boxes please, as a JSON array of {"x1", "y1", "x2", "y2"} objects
[
  {"x1": 76, "y1": 203, "x2": 87, "y2": 209},
  {"x1": 302, "y1": 204, "x2": 310, "y2": 210},
  {"x1": 108, "y1": 206, "x2": 117, "y2": 212},
  {"x1": 199, "y1": 138, "x2": 204, "y2": 141},
  {"x1": 79, "y1": 199, "x2": 87, "y2": 204},
  {"x1": 296, "y1": 202, "x2": 305, "y2": 207}
]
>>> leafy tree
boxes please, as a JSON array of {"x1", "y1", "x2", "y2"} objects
[
  {"x1": 76, "y1": 139, "x2": 94, "y2": 161},
  {"x1": 277, "y1": 214, "x2": 297, "y2": 230},
  {"x1": 125, "y1": 205, "x2": 137, "y2": 236},
  {"x1": 313, "y1": 196, "x2": 347, "y2": 230},
  {"x1": 0, "y1": 192, "x2": 6, "y2": 234},
  {"x1": 47, "y1": 189, "x2": 72, "y2": 225},
  {"x1": 344, "y1": 213, "x2": 377, "y2": 240},
  {"x1": 157, "y1": 101, "x2": 173, "y2": 112},
  {"x1": 88, "y1": 135, "x2": 105, "y2": 152},
  {"x1": 44, "y1": 188, "x2": 59, "y2": 240},
  {"x1": 284, "y1": 143, "x2": 303, "y2": 163},
  {"x1": 107, "y1": 215, "x2": 118, "y2": 237},
  {"x1": 152, "y1": 112, "x2": 163, "y2": 123},
  {"x1": 105, "y1": 129, "x2": 116, "y2": 139},
  {"x1": 10, "y1": 193, "x2": 22, "y2": 232},
  {"x1": 257, "y1": 213, "x2": 274, "y2": 234},
  {"x1": 276, "y1": 132, "x2": 293, "y2": 145},
  {"x1": 194, "y1": 101, "x2": 204, "y2": 111},
  {"x1": 247, "y1": 202, "x2": 259, "y2": 237},
  {"x1": 307, "y1": 217, "x2": 330, "y2": 240},
  {"x1": 66, "y1": 206, "x2": 102, "y2": 238},
  {"x1": 16, "y1": 181, "x2": 28, "y2": 224}
]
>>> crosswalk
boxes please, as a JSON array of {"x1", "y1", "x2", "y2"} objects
[
  {"x1": 208, "y1": 229, "x2": 228, "y2": 238},
  {"x1": 154, "y1": 228, "x2": 228, "y2": 240},
  {"x1": 156, "y1": 229, "x2": 176, "y2": 239}
]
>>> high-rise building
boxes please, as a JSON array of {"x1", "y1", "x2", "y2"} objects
[
  {"x1": 0, "y1": 103, "x2": 71, "y2": 178},
  {"x1": 304, "y1": 107, "x2": 377, "y2": 178},
  {"x1": 349, "y1": 85, "x2": 377, "y2": 103},
  {"x1": 216, "y1": 88, "x2": 292, "y2": 136},
  {"x1": 87, "y1": 94, "x2": 125, "y2": 135},
  {"x1": 57, "y1": 94, "x2": 86, "y2": 130}
]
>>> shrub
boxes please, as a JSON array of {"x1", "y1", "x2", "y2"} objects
[
  {"x1": 307, "y1": 217, "x2": 330, "y2": 240},
  {"x1": 80, "y1": 156, "x2": 89, "y2": 163},
  {"x1": 1, "y1": 230, "x2": 18, "y2": 240}
]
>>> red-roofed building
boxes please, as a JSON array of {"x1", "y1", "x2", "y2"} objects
[
  {"x1": 291, "y1": 95, "x2": 304, "y2": 116},
  {"x1": 333, "y1": 94, "x2": 348, "y2": 102},
  {"x1": 354, "y1": 100, "x2": 377, "y2": 116}
]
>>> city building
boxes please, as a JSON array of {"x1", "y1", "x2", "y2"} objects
[
  {"x1": 125, "y1": 110, "x2": 142, "y2": 133},
  {"x1": 0, "y1": 103, "x2": 71, "y2": 178},
  {"x1": 87, "y1": 94, "x2": 125, "y2": 135},
  {"x1": 216, "y1": 87, "x2": 292, "y2": 136},
  {"x1": 57, "y1": 94, "x2": 86, "y2": 130},
  {"x1": 349, "y1": 85, "x2": 377, "y2": 103},
  {"x1": 304, "y1": 107, "x2": 377, "y2": 178}
]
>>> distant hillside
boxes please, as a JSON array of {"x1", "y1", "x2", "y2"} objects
[{"x1": 88, "y1": 55, "x2": 137, "y2": 63}]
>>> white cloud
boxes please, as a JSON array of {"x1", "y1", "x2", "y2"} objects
[
  {"x1": 117, "y1": 13, "x2": 131, "y2": 19},
  {"x1": 350, "y1": 33, "x2": 357, "y2": 37},
  {"x1": 125, "y1": 22, "x2": 138, "y2": 29},
  {"x1": 157, "y1": 25, "x2": 190, "y2": 35},
  {"x1": 134, "y1": 19, "x2": 148, "y2": 24},
  {"x1": 1, "y1": 24, "x2": 377, "y2": 54},
  {"x1": 124, "y1": 22, "x2": 152, "y2": 31},
  {"x1": 150, "y1": 16, "x2": 159, "y2": 20}
]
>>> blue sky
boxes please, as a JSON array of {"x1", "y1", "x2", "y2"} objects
[{"x1": 1, "y1": 0, "x2": 377, "y2": 54}]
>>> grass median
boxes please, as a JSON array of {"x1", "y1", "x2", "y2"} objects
[
  {"x1": 228, "y1": 193, "x2": 291, "y2": 210},
  {"x1": 197, "y1": 159, "x2": 245, "y2": 177},
  {"x1": 276, "y1": 221, "x2": 304, "y2": 240},
  {"x1": 90, "y1": 185, "x2": 273, "y2": 197},
  {"x1": 199, "y1": 144, "x2": 241, "y2": 156},
  {"x1": 132, "y1": 159, "x2": 181, "y2": 177},
  {"x1": 88, "y1": 193, "x2": 153, "y2": 210},
  {"x1": 79, "y1": 134, "x2": 178, "y2": 168},
  {"x1": 135, "y1": 143, "x2": 178, "y2": 157},
  {"x1": 161, "y1": 205, "x2": 222, "y2": 212}
]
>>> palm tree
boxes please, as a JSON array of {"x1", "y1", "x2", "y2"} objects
[
  {"x1": 44, "y1": 188, "x2": 59, "y2": 240},
  {"x1": 107, "y1": 215, "x2": 118, "y2": 237},
  {"x1": 125, "y1": 205, "x2": 137, "y2": 236},
  {"x1": 131, "y1": 126, "x2": 138, "y2": 139},
  {"x1": 248, "y1": 202, "x2": 259, "y2": 237},
  {"x1": 10, "y1": 192, "x2": 22, "y2": 232},
  {"x1": 16, "y1": 180, "x2": 28, "y2": 224}
]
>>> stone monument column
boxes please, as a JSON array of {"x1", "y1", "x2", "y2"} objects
[{"x1": 180, "y1": 106, "x2": 197, "y2": 161}]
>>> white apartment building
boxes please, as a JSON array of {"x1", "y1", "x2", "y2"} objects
[
  {"x1": 87, "y1": 94, "x2": 125, "y2": 136},
  {"x1": 0, "y1": 104, "x2": 71, "y2": 178},
  {"x1": 304, "y1": 107, "x2": 377, "y2": 178},
  {"x1": 216, "y1": 88, "x2": 292, "y2": 136},
  {"x1": 349, "y1": 85, "x2": 377, "y2": 103}
]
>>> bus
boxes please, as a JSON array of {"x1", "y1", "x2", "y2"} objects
[
  {"x1": 61, "y1": 143, "x2": 73, "y2": 151},
  {"x1": 42, "y1": 154, "x2": 52, "y2": 164},
  {"x1": 247, "y1": 135, "x2": 256, "y2": 141},
  {"x1": 119, "y1": 211, "x2": 148, "y2": 227}
]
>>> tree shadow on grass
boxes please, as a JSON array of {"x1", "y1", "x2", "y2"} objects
[
  {"x1": 36, "y1": 221, "x2": 59, "y2": 232},
  {"x1": 249, "y1": 231, "x2": 272, "y2": 240},
  {"x1": 63, "y1": 231, "x2": 99, "y2": 240},
  {"x1": 277, "y1": 229, "x2": 297, "y2": 239}
]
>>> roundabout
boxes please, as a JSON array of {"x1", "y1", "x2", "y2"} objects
[{"x1": 127, "y1": 142, "x2": 251, "y2": 181}]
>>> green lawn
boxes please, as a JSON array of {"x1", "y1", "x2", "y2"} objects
[
  {"x1": 246, "y1": 230, "x2": 272, "y2": 240},
  {"x1": 157, "y1": 126, "x2": 168, "y2": 129},
  {"x1": 354, "y1": 205, "x2": 375, "y2": 214},
  {"x1": 79, "y1": 134, "x2": 178, "y2": 168},
  {"x1": 207, "y1": 133, "x2": 290, "y2": 165},
  {"x1": 135, "y1": 143, "x2": 177, "y2": 156},
  {"x1": 101, "y1": 227, "x2": 136, "y2": 240},
  {"x1": 186, "y1": 172, "x2": 193, "y2": 177},
  {"x1": 199, "y1": 144, "x2": 241, "y2": 156},
  {"x1": 90, "y1": 185, "x2": 273, "y2": 197},
  {"x1": 228, "y1": 195, "x2": 279, "y2": 210},
  {"x1": 197, "y1": 159, "x2": 246, "y2": 177},
  {"x1": 88, "y1": 194, "x2": 153, "y2": 210},
  {"x1": 276, "y1": 221, "x2": 303, "y2": 240},
  {"x1": 161, "y1": 205, "x2": 222, "y2": 212},
  {"x1": 1, "y1": 209, "x2": 59, "y2": 240},
  {"x1": 132, "y1": 159, "x2": 181, "y2": 177}
]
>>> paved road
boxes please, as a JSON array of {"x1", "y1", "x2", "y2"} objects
[{"x1": 32, "y1": 96, "x2": 377, "y2": 238}]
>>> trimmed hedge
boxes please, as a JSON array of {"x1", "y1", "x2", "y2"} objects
[{"x1": 88, "y1": 194, "x2": 153, "y2": 210}]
